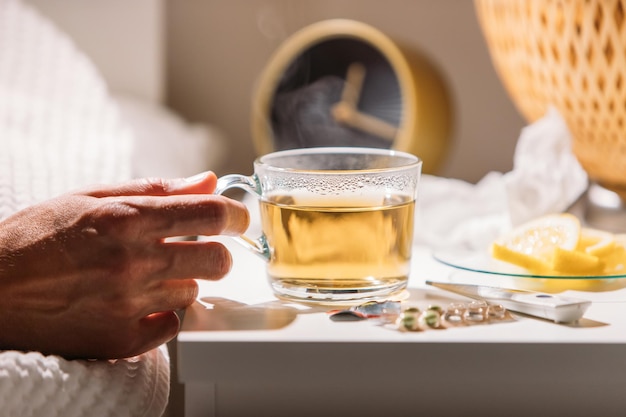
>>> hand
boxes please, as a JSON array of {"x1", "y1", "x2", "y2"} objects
[
  {"x1": 331, "y1": 62, "x2": 398, "y2": 141},
  {"x1": 0, "y1": 172, "x2": 249, "y2": 359}
]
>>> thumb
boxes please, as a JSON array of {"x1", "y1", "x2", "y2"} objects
[{"x1": 79, "y1": 171, "x2": 218, "y2": 198}]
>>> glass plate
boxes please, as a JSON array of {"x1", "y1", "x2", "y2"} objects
[
  {"x1": 433, "y1": 248, "x2": 626, "y2": 279},
  {"x1": 432, "y1": 248, "x2": 626, "y2": 293}
]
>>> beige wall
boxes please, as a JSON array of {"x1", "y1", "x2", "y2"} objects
[
  {"x1": 165, "y1": 0, "x2": 526, "y2": 182},
  {"x1": 27, "y1": 0, "x2": 526, "y2": 183},
  {"x1": 28, "y1": 0, "x2": 165, "y2": 103}
]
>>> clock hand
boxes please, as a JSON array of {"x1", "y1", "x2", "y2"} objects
[
  {"x1": 340, "y1": 62, "x2": 366, "y2": 107},
  {"x1": 332, "y1": 104, "x2": 398, "y2": 141},
  {"x1": 331, "y1": 61, "x2": 398, "y2": 141}
]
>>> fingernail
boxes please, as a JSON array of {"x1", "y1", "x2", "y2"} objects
[{"x1": 184, "y1": 171, "x2": 210, "y2": 183}]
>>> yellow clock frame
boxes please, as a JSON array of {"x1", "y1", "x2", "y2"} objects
[{"x1": 250, "y1": 18, "x2": 452, "y2": 174}]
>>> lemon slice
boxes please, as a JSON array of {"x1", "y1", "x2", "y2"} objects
[
  {"x1": 601, "y1": 234, "x2": 626, "y2": 274},
  {"x1": 490, "y1": 213, "x2": 581, "y2": 274},
  {"x1": 578, "y1": 227, "x2": 615, "y2": 257},
  {"x1": 552, "y1": 247, "x2": 603, "y2": 274},
  {"x1": 490, "y1": 243, "x2": 553, "y2": 274}
]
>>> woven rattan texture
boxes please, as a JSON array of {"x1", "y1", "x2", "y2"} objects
[{"x1": 476, "y1": 0, "x2": 626, "y2": 191}]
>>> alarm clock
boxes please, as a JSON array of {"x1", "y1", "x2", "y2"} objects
[{"x1": 250, "y1": 19, "x2": 452, "y2": 174}]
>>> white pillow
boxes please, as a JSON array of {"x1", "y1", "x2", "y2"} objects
[{"x1": 114, "y1": 93, "x2": 228, "y2": 179}]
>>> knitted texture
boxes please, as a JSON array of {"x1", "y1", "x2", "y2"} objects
[
  {"x1": 0, "y1": 347, "x2": 170, "y2": 417},
  {"x1": 0, "y1": 1, "x2": 169, "y2": 416},
  {"x1": 0, "y1": 0, "x2": 132, "y2": 219}
]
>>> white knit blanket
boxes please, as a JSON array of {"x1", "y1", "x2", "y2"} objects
[
  {"x1": 0, "y1": 347, "x2": 170, "y2": 417},
  {"x1": 0, "y1": 0, "x2": 169, "y2": 415}
]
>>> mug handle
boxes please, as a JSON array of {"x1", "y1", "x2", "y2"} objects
[{"x1": 214, "y1": 174, "x2": 270, "y2": 260}]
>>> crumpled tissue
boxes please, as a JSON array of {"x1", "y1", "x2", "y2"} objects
[{"x1": 415, "y1": 107, "x2": 588, "y2": 251}]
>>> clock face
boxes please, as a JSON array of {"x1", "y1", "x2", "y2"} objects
[
  {"x1": 252, "y1": 19, "x2": 452, "y2": 174},
  {"x1": 270, "y1": 38, "x2": 404, "y2": 151}
]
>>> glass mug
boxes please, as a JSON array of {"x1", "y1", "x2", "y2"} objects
[{"x1": 215, "y1": 147, "x2": 422, "y2": 304}]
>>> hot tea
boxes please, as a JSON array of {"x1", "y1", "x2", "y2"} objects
[{"x1": 260, "y1": 193, "x2": 414, "y2": 301}]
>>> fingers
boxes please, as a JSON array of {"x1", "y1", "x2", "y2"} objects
[
  {"x1": 74, "y1": 172, "x2": 249, "y2": 239},
  {"x1": 107, "y1": 283, "x2": 196, "y2": 358},
  {"x1": 100, "y1": 194, "x2": 250, "y2": 239},
  {"x1": 146, "y1": 278, "x2": 199, "y2": 312},
  {"x1": 144, "y1": 195, "x2": 249, "y2": 238},
  {"x1": 79, "y1": 171, "x2": 218, "y2": 198},
  {"x1": 152, "y1": 241, "x2": 233, "y2": 281},
  {"x1": 128, "y1": 242, "x2": 229, "y2": 316},
  {"x1": 126, "y1": 311, "x2": 181, "y2": 358}
]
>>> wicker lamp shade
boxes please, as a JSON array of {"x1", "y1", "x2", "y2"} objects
[{"x1": 475, "y1": 0, "x2": 626, "y2": 194}]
